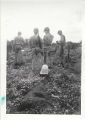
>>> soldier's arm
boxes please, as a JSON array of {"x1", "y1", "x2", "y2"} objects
[
  {"x1": 14, "y1": 37, "x2": 17, "y2": 44},
  {"x1": 29, "y1": 37, "x2": 32, "y2": 49},
  {"x1": 39, "y1": 37, "x2": 43, "y2": 49},
  {"x1": 42, "y1": 36, "x2": 46, "y2": 48},
  {"x1": 21, "y1": 37, "x2": 25, "y2": 47},
  {"x1": 51, "y1": 35, "x2": 54, "y2": 44}
]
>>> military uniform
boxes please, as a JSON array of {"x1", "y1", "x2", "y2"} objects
[
  {"x1": 29, "y1": 35, "x2": 43, "y2": 72},
  {"x1": 43, "y1": 33, "x2": 54, "y2": 66},
  {"x1": 59, "y1": 35, "x2": 65, "y2": 57},
  {"x1": 14, "y1": 36, "x2": 24, "y2": 66},
  {"x1": 59, "y1": 34, "x2": 66, "y2": 66}
]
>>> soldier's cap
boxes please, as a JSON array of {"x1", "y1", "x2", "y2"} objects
[
  {"x1": 58, "y1": 30, "x2": 62, "y2": 34},
  {"x1": 33, "y1": 28, "x2": 39, "y2": 32},
  {"x1": 18, "y1": 32, "x2": 22, "y2": 35},
  {"x1": 44, "y1": 27, "x2": 50, "y2": 32}
]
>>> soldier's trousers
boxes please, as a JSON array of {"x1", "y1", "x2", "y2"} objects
[
  {"x1": 31, "y1": 48, "x2": 43, "y2": 72},
  {"x1": 14, "y1": 45, "x2": 23, "y2": 65}
]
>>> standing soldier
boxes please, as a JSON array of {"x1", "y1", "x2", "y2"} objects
[
  {"x1": 43, "y1": 27, "x2": 54, "y2": 66},
  {"x1": 29, "y1": 28, "x2": 43, "y2": 73},
  {"x1": 14, "y1": 32, "x2": 24, "y2": 68},
  {"x1": 57, "y1": 30, "x2": 66, "y2": 67}
]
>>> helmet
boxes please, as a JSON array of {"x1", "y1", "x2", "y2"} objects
[
  {"x1": 44, "y1": 27, "x2": 50, "y2": 32},
  {"x1": 58, "y1": 30, "x2": 62, "y2": 35},
  {"x1": 18, "y1": 32, "x2": 22, "y2": 35},
  {"x1": 33, "y1": 28, "x2": 39, "y2": 35}
]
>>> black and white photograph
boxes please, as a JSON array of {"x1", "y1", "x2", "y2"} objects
[{"x1": 1, "y1": 0, "x2": 84, "y2": 117}]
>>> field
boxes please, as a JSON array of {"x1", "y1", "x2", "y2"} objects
[{"x1": 6, "y1": 41, "x2": 81, "y2": 114}]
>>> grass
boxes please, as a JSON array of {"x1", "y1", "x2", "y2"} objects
[{"x1": 6, "y1": 42, "x2": 81, "y2": 114}]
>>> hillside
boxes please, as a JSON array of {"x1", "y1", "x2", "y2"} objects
[{"x1": 6, "y1": 41, "x2": 81, "y2": 114}]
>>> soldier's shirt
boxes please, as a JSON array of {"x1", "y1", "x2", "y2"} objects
[
  {"x1": 60, "y1": 34, "x2": 66, "y2": 45},
  {"x1": 43, "y1": 33, "x2": 54, "y2": 47},
  {"x1": 14, "y1": 36, "x2": 24, "y2": 46},
  {"x1": 29, "y1": 34, "x2": 42, "y2": 49}
]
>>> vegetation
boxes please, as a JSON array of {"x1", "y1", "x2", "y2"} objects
[{"x1": 6, "y1": 40, "x2": 81, "y2": 114}]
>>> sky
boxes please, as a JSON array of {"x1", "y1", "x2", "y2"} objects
[{"x1": 1, "y1": 0, "x2": 83, "y2": 42}]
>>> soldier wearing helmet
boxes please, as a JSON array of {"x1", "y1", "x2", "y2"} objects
[
  {"x1": 29, "y1": 28, "x2": 42, "y2": 49},
  {"x1": 29, "y1": 28, "x2": 43, "y2": 72},
  {"x1": 14, "y1": 32, "x2": 24, "y2": 67},
  {"x1": 43, "y1": 27, "x2": 54, "y2": 65},
  {"x1": 58, "y1": 30, "x2": 66, "y2": 67},
  {"x1": 43, "y1": 27, "x2": 54, "y2": 47}
]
